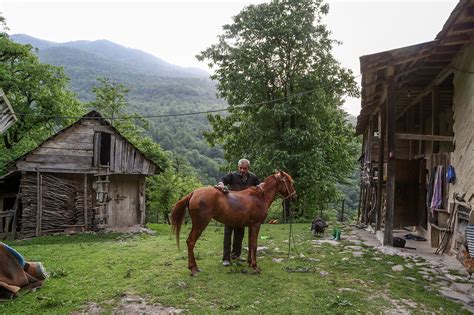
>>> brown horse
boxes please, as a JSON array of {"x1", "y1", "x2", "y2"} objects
[{"x1": 171, "y1": 171, "x2": 296, "y2": 276}]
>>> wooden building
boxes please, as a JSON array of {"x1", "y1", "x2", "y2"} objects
[
  {"x1": 356, "y1": 0, "x2": 474, "y2": 253},
  {"x1": 0, "y1": 111, "x2": 160, "y2": 239}
]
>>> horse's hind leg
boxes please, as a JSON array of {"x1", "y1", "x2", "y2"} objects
[
  {"x1": 186, "y1": 217, "x2": 211, "y2": 276},
  {"x1": 248, "y1": 224, "x2": 261, "y2": 273}
]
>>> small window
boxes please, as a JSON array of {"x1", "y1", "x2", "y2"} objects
[
  {"x1": 100, "y1": 132, "x2": 111, "y2": 166},
  {"x1": 94, "y1": 132, "x2": 112, "y2": 166}
]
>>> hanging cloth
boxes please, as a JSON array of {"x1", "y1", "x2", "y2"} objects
[{"x1": 430, "y1": 165, "x2": 444, "y2": 213}]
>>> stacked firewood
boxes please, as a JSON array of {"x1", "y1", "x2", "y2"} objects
[{"x1": 19, "y1": 173, "x2": 79, "y2": 238}]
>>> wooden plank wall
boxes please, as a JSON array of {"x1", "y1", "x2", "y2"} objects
[
  {"x1": 109, "y1": 135, "x2": 156, "y2": 175},
  {"x1": 451, "y1": 43, "x2": 474, "y2": 206},
  {"x1": 17, "y1": 122, "x2": 95, "y2": 172},
  {"x1": 16, "y1": 119, "x2": 156, "y2": 175}
]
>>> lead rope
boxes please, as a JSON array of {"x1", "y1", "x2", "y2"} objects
[{"x1": 286, "y1": 201, "x2": 301, "y2": 258}]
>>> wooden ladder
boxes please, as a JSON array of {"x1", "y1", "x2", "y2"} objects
[{"x1": 94, "y1": 164, "x2": 110, "y2": 229}]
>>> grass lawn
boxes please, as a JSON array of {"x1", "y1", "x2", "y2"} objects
[{"x1": 0, "y1": 223, "x2": 468, "y2": 314}]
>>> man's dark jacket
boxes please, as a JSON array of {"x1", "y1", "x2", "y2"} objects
[{"x1": 220, "y1": 172, "x2": 260, "y2": 191}]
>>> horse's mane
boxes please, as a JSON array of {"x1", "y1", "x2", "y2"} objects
[{"x1": 234, "y1": 184, "x2": 265, "y2": 197}]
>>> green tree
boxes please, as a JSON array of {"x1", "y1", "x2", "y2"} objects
[
  {"x1": 89, "y1": 78, "x2": 202, "y2": 223},
  {"x1": 197, "y1": 0, "x2": 359, "y2": 217},
  {"x1": 0, "y1": 15, "x2": 83, "y2": 172}
]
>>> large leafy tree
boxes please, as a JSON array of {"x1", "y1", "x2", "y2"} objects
[
  {"x1": 0, "y1": 16, "x2": 84, "y2": 172},
  {"x1": 197, "y1": 0, "x2": 359, "y2": 216}
]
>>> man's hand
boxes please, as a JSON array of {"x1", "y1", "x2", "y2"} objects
[{"x1": 214, "y1": 182, "x2": 229, "y2": 193}]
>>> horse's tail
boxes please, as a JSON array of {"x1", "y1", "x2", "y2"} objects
[{"x1": 170, "y1": 192, "x2": 193, "y2": 250}]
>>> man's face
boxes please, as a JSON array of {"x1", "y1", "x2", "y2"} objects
[{"x1": 238, "y1": 163, "x2": 249, "y2": 175}]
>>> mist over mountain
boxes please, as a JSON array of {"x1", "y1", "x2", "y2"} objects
[{"x1": 11, "y1": 34, "x2": 226, "y2": 183}]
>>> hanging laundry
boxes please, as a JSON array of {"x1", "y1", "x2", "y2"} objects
[
  {"x1": 426, "y1": 167, "x2": 437, "y2": 209},
  {"x1": 430, "y1": 165, "x2": 444, "y2": 213},
  {"x1": 446, "y1": 165, "x2": 456, "y2": 183}
]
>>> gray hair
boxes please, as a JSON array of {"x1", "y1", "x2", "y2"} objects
[{"x1": 238, "y1": 159, "x2": 250, "y2": 167}]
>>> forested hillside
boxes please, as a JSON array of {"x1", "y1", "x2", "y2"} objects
[
  {"x1": 10, "y1": 33, "x2": 360, "y2": 219},
  {"x1": 11, "y1": 34, "x2": 227, "y2": 183}
]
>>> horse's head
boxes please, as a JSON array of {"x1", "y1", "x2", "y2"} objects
[{"x1": 275, "y1": 171, "x2": 297, "y2": 202}]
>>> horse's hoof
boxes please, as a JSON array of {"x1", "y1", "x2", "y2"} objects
[
  {"x1": 190, "y1": 271, "x2": 199, "y2": 277},
  {"x1": 252, "y1": 267, "x2": 261, "y2": 274}
]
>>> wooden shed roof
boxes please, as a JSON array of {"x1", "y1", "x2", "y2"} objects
[
  {"x1": 356, "y1": 0, "x2": 474, "y2": 135},
  {"x1": 2, "y1": 110, "x2": 162, "y2": 177}
]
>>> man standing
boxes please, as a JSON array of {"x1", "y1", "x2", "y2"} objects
[{"x1": 216, "y1": 159, "x2": 260, "y2": 266}]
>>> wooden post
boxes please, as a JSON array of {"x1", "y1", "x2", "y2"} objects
[
  {"x1": 384, "y1": 67, "x2": 396, "y2": 246},
  {"x1": 10, "y1": 196, "x2": 19, "y2": 240},
  {"x1": 36, "y1": 168, "x2": 43, "y2": 237},
  {"x1": 139, "y1": 177, "x2": 146, "y2": 225},
  {"x1": 84, "y1": 174, "x2": 88, "y2": 230},
  {"x1": 376, "y1": 103, "x2": 385, "y2": 231},
  {"x1": 418, "y1": 101, "x2": 423, "y2": 155},
  {"x1": 340, "y1": 199, "x2": 345, "y2": 222},
  {"x1": 432, "y1": 86, "x2": 440, "y2": 154},
  {"x1": 357, "y1": 183, "x2": 363, "y2": 223}
]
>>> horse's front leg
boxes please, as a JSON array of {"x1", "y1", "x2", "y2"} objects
[
  {"x1": 249, "y1": 224, "x2": 261, "y2": 273},
  {"x1": 186, "y1": 218, "x2": 210, "y2": 276}
]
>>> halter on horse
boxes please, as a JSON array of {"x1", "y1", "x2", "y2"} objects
[{"x1": 171, "y1": 171, "x2": 297, "y2": 276}]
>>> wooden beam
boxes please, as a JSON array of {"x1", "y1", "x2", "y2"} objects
[
  {"x1": 432, "y1": 85, "x2": 440, "y2": 153},
  {"x1": 442, "y1": 33, "x2": 472, "y2": 45},
  {"x1": 84, "y1": 174, "x2": 88, "y2": 231},
  {"x1": 384, "y1": 66, "x2": 396, "y2": 247},
  {"x1": 376, "y1": 102, "x2": 385, "y2": 232},
  {"x1": 396, "y1": 66, "x2": 453, "y2": 120},
  {"x1": 36, "y1": 169, "x2": 42, "y2": 237},
  {"x1": 395, "y1": 133, "x2": 453, "y2": 142}
]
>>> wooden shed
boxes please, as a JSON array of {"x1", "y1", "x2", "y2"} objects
[
  {"x1": 0, "y1": 111, "x2": 160, "y2": 239},
  {"x1": 356, "y1": 0, "x2": 474, "y2": 253}
]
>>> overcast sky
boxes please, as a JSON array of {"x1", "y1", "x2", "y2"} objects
[{"x1": 0, "y1": 0, "x2": 457, "y2": 115}]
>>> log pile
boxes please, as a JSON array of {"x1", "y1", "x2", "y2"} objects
[{"x1": 19, "y1": 173, "x2": 79, "y2": 238}]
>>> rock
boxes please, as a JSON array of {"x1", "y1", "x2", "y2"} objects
[
  {"x1": 299, "y1": 253, "x2": 306, "y2": 258},
  {"x1": 384, "y1": 273, "x2": 395, "y2": 278},
  {"x1": 439, "y1": 289, "x2": 473, "y2": 303},
  {"x1": 405, "y1": 277, "x2": 417, "y2": 282},
  {"x1": 348, "y1": 240, "x2": 362, "y2": 245},
  {"x1": 312, "y1": 240, "x2": 340, "y2": 246},
  {"x1": 404, "y1": 263, "x2": 414, "y2": 269},
  {"x1": 306, "y1": 258, "x2": 320, "y2": 262},
  {"x1": 352, "y1": 251, "x2": 364, "y2": 258},
  {"x1": 345, "y1": 245, "x2": 363, "y2": 251},
  {"x1": 341, "y1": 257, "x2": 350, "y2": 261},
  {"x1": 320, "y1": 271, "x2": 329, "y2": 276},
  {"x1": 392, "y1": 265, "x2": 404, "y2": 272},
  {"x1": 444, "y1": 274, "x2": 464, "y2": 282},
  {"x1": 272, "y1": 258, "x2": 284, "y2": 263},
  {"x1": 450, "y1": 283, "x2": 473, "y2": 295},
  {"x1": 372, "y1": 257, "x2": 382, "y2": 261}
]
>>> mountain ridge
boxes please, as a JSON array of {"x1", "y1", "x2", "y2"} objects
[{"x1": 11, "y1": 34, "x2": 210, "y2": 79}]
